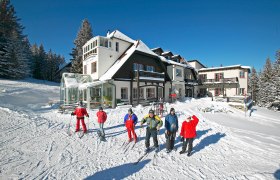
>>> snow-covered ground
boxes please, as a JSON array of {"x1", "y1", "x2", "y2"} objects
[{"x1": 0, "y1": 78, "x2": 280, "y2": 180}]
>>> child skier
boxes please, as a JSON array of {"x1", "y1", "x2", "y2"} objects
[
  {"x1": 179, "y1": 115, "x2": 199, "y2": 156},
  {"x1": 124, "y1": 108, "x2": 138, "y2": 143},
  {"x1": 164, "y1": 108, "x2": 178, "y2": 153},
  {"x1": 141, "y1": 109, "x2": 163, "y2": 151},
  {"x1": 71, "y1": 101, "x2": 89, "y2": 133},
  {"x1": 96, "y1": 106, "x2": 107, "y2": 140}
]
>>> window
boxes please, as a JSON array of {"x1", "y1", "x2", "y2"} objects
[
  {"x1": 107, "y1": 87, "x2": 112, "y2": 98},
  {"x1": 91, "y1": 62, "x2": 96, "y2": 74},
  {"x1": 133, "y1": 88, "x2": 144, "y2": 99},
  {"x1": 240, "y1": 71, "x2": 245, "y2": 78},
  {"x1": 133, "y1": 63, "x2": 144, "y2": 71},
  {"x1": 215, "y1": 73, "x2": 223, "y2": 82},
  {"x1": 116, "y1": 42, "x2": 119, "y2": 52},
  {"x1": 91, "y1": 43, "x2": 93, "y2": 49},
  {"x1": 84, "y1": 65, "x2": 87, "y2": 74},
  {"x1": 146, "y1": 65, "x2": 155, "y2": 72},
  {"x1": 109, "y1": 41, "x2": 112, "y2": 48},
  {"x1": 239, "y1": 88, "x2": 245, "y2": 95},
  {"x1": 121, "y1": 87, "x2": 128, "y2": 99},
  {"x1": 199, "y1": 74, "x2": 207, "y2": 82},
  {"x1": 105, "y1": 40, "x2": 109, "y2": 47},
  {"x1": 158, "y1": 88, "x2": 163, "y2": 98},
  {"x1": 146, "y1": 88, "x2": 155, "y2": 98},
  {"x1": 176, "y1": 69, "x2": 182, "y2": 77}
]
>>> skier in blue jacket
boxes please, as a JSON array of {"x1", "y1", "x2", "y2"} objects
[{"x1": 165, "y1": 108, "x2": 179, "y2": 153}]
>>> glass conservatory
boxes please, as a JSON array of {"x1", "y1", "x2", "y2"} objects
[{"x1": 60, "y1": 73, "x2": 115, "y2": 109}]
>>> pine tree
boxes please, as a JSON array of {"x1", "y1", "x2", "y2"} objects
[
  {"x1": 258, "y1": 58, "x2": 274, "y2": 107},
  {"x1": 70, "y1": 19, "x2": 93, "y2": 73},
  {"x1": 249, "y1": 67, "x2": 259, "y2": 103},
  {"x1": 270, "y1": 50, "x2": 280, "y2": 109},
  {"x1": 0, "y1": 0, "x2": 31, "y2": 79}
]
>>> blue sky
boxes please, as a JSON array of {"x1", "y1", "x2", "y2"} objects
[{"x1": 12, "y1": 0, "x2": 280, "y2": 70}]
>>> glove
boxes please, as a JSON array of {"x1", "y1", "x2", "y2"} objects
[
  {"x1": 156, "y1": 126, "x2": 160, "y2": 131},
  {"x1": 71, "y1": 112, "x2": 74, "y2": 116},
  {"x1": 180, "y1": 136, "x2": 184, "y2": 142},
  {"x1": 86, "y1": 115, "x2": 89, "y2": 118}
]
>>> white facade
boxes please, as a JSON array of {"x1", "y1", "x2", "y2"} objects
[{"x1": 198, "y1": 66, "x2": 250, "y2": 97}]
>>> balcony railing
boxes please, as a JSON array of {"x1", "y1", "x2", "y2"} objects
[
  {"x1": 199, "y1": 77, "x2": 238, "y2": 84},
  {"x1": 184, "y1": 79, "x2": 198, "y2": 84},
  {"x1": 133, "y1": 70, "x2": 165, "y2": 81}
]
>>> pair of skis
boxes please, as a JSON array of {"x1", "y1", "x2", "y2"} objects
[{"x1": 134, "y1": 147, "x2": 159, "y2": 165}]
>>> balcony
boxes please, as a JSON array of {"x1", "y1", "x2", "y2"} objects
[
  {"x1": 199, "y1": 77, "x2": 238, "y2": 84},
  {"x1": 184, "y1": 79, "x2": 198, "y2": 85},
  {"x1": 133, "y1": 70, "x2": 165, "y2": 82}
]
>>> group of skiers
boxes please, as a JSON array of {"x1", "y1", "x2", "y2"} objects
[{"x1": 71, "y1": 101, "x2": 199, "y2": 156}]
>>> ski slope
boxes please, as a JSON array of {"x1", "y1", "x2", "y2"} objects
[{"x1": 0, "y1": 78, "x2": 279, "y2": 180}]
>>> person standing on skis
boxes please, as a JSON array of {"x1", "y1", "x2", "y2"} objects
[
  {"x1": 165, "y1": 108, "x2": 178, "y2": 153},
  {"x1": 124, "y1": 108, "x2": 138, "y2": 143},
  {"x1": 141, "y1": 109, "x2": 163, "y2": 151},
  {"x1": 96, "y1": 106, "x2": 107, "y2": 138},
  {"x1": 179, "y1": 115, "x2": 199, "y2": 156},
  {"x1": 71, "y1": 101, "x2": 89, "y2": 133}
]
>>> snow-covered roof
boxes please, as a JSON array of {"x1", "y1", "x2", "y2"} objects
[
  {"x1": 78, "y1": 80, "x2": 108, "y2": 90},
  {"x1": 107, "y1": 30, "x2": 134, "y2": 43},
  {"x1": 64, "y1": 77, "x2": 79, "y2": 88},
  {"x1": 159, "y1": 56, "x2": 195, "y2": 70},
  {"x1": 62, "y1": 73, "x2": 92, "y2": 88},
  {"x1": 162, "y1": 51, "x2": 173, "y2": 55},
  {"x1": 199, "y1": 65, "x2": 251, "y2": 71},
  {"x1": 100, "y1": 40, "x2": 158, "y2": 81}
]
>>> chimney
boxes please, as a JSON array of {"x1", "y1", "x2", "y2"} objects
[{"x1": 107, "y1": 30, "x2": 110, "y2": 37}]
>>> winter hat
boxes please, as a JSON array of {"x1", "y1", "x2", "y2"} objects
[
  {"x1": 79, "y1": 101, "x2": 83, "y2": 106},
  {"x1": 170, "y1": 108, "x2": 175, "y2": 113},
  {"x1": 149, "y1": 109, "x2": 154, "y2": 114},
  {"x1": 128, "y1": 108, "x2": 133, "y2": 113},
  {"x1": 99, "y1": 106, "x2": 103, "y2": 110}
]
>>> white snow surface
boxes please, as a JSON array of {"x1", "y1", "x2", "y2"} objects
[{"x1": 0, "y1": 78, "x2": 280, "y2": 180}]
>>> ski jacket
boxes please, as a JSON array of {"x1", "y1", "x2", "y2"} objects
[
  {"x1": 180, "y1": 115, "x2": 199, "y2": 138},
  {"x1": 165, "y1": 114, "x2": 178, "y2": 132},
  {"x1": 72, "y1": 106, "x2": 88, "y2": 119},
  {"x1": 141, "y1": 115, "x2": 163, "y2": 130},
  {"x1": 96, "y1": 111, "x2": 107, "y2": 123},
  {"x1": 124, "y1": 113, "x2": 138, "y2": 129}
]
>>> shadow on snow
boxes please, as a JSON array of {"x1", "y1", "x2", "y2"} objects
[
  {"x1": 85, "y1": 159, "x2": 151, "y2": 180},
  {"x1": 274, "y1": 168, "x2": 280, "y2": 180},
  {"x1": 193, "y1": 132, "x2": 226, "y2": 153}
]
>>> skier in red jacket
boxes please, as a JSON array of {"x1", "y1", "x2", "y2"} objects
[
  {"x1": 124, "y1": 108, "x2": 138, "y2": 143},
  {"x1": 179, "y1": 115, "x2": 199, "y2": 156},
  {"x1": 71, "y1": 101, "x2": 89, "y2": 133},
  {"x1": 96, "y1": 106, "x2": 107, "y2": 139}
]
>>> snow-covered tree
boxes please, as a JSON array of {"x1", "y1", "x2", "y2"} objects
[
  {"x1": 70, "y1": 19, "x2": 93, "y2": 73},
  {"x1": 270, "y1": 50, "x2": 280, "y2": 108},
  {"x1": 257, "y1": 58, "x2": 274, "y2": 107},
  {"x1": 0, "y1": 0, "x2": 31, "y2": 79},
  {"x1": 249, "y1": 67, "x2": 259, "y2": 103}
]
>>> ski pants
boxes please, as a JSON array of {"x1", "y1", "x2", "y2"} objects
[
  {"x1": 99, "y1": 123, "x2": 105, "y2": 136},
  {"x1": 127, "y1": 126, "x2": 137, "y2": 141},
  {"x1": 145, "y1": 128, "x2": 158, "y2": 148},
  {"x1": 76, "y1": 118, "x2": 87, "y2": 132},
  {"x1": 166, "y1": 131, "x2": 176, "y2": 150},
  {"x1": 182, "y1": 138, "x2": 194, "y2": 154}
]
